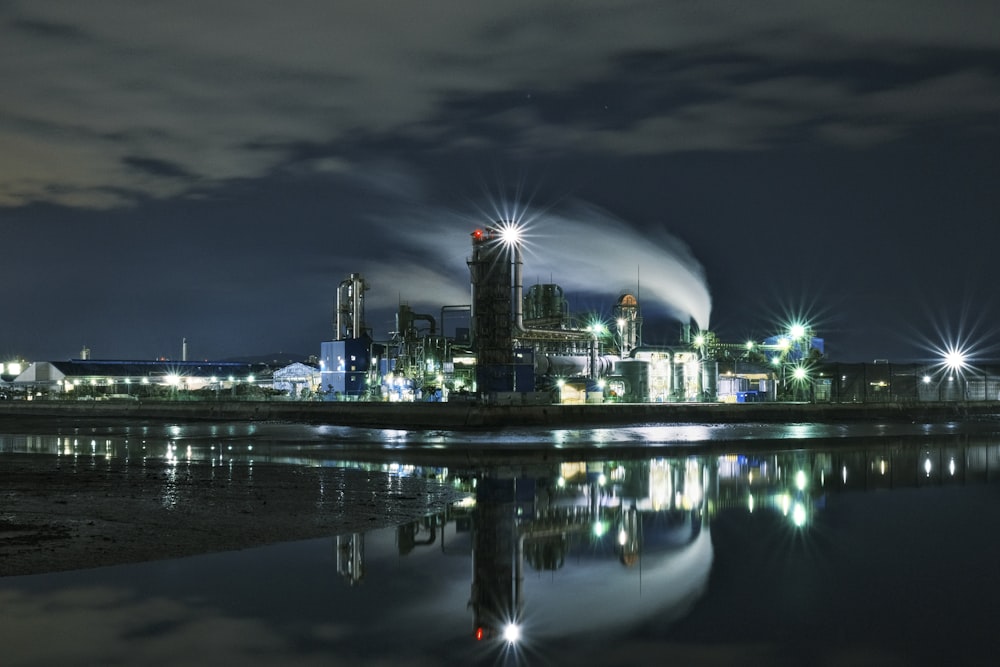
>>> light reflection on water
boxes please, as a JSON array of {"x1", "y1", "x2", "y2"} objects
[
  {"x1": 2, "y1": 420, "x2": 995, "y2": 463},
  {"x1": 3, "y1": 424, "x2": 1000, "y2": 665}
]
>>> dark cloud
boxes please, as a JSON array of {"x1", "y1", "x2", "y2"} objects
[
  {"x1": 1, "y1": 1, "x2": 999, "y2": 361},
  {"x1": 8, "y1": 17, "x2": 91, "y2": 42},
  {"x1": 122, "y1": 156, "x2": 198, "y2": 181}
]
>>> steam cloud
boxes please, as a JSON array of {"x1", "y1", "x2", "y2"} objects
[
  {"x1": 522, "y1": 202, "x2": 712, "y2": 330},
  {"x1": 358, "y1": 199, "x2": 712, "y2": 334}
]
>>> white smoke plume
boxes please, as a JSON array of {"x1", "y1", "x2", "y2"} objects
[
  {"x1": 356, "y1": 195, "x2": 712, "y2": 335},
  {"x1": 519, "y1": 201, "x2": 712, "y2": 330}
]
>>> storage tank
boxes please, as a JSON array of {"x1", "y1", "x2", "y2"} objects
[
  {"x1": 671, "y1": 355, "x2": 685, "y2": 400},
  {"x1": 701, "y1": 360, "x2": 718, "y2": 401},
  {"x1": 617, "y1": 358, "x2": 649, "y2": 403},
  {"x1": 523, "y1": 284, "x2": 568, "y2": 325}
]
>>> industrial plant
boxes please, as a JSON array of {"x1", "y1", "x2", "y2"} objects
[
  {"x1": 4, "y1": 221, "x2": 1000, "y2": 407},
  {"x1": 320, "y1": 221, "x2": 816, "y2": 405}
]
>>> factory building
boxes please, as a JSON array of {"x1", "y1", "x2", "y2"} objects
[
  {"x1": 5, "y1": 359, "x2": 273, "y2": 398},
  {"x1": 321, "y1": 222, "x2": 795, "y2": 405},
  {"x1": 271, "y1": 362, "x2": 321, "y2": 399},
  {"x1": 7, "y1": 218, "x2": 1000, "y2": 407}
]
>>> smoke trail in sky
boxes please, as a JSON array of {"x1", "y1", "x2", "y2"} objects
[
  {"x1": 358, "y1": 196, "x2": 712, "y2": 334},
  {"x1": 519, "y1": 201, "x2": 712, "y2": 330}
]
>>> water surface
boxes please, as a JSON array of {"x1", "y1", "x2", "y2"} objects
[{"x1": 2, "y1": 423, "x2": 1000, "y2": 666}]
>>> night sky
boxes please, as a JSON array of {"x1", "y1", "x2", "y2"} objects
[{"x1": 3, "y1": 2, "x2": 999, "y2": 364}]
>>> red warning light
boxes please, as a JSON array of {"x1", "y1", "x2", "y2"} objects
[
  {"x1": 474, "y1": 627, "x2": 485, "y2": 641},
  {"x1": 472, "y1": 229, "x2": 484, "y2": 241}
]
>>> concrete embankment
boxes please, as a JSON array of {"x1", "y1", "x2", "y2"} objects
[{"x1": 1, "y1": 399, "x2": 999, "y2": 429}]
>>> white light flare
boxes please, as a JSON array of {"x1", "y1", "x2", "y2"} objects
[
  {"x1": 942, "y1": 346, "x2": 968, "y2": 373},
  {"x1": 503, "y1": 623, "x2": 521, "y2": 644},
  {"x1": 792, "y1": 502, "x2": 807, "y2": 528},
  {"x1": 496, "y1": 220, "x2": 524, "y2": 248}
]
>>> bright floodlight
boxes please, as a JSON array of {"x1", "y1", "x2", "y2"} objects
[
  {"x1": 789, "y1": 323, "x2": 807, "y2": 340},
  {"x1": 497, "y1": 220, "x2": 523, "y2": 247},
  {"x1": 792, "y1": 366, "x2": 807, "y2": 381},
  {"x1": 503, "y1": 623, "x2": 521, "y2": 644},
  {"x1": 942, "y1": 346, "x2": 968, "y2": 372}
]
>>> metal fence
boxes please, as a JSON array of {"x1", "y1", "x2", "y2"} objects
[{"x1": 814, "y1": 362, "x2": 1000, "y2": 403}]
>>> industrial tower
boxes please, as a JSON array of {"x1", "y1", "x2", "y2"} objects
[{"x1": 467, "y1": 227, "x2": 515, "y2": 393}]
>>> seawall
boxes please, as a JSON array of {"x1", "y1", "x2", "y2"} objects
[{"x1": 1, "y1": 399, "x2": 999, "y2": 429}]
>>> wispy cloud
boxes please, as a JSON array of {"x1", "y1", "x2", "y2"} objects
[{"x1": 2, "y1": 0, "x2": 999, "y2": 208}]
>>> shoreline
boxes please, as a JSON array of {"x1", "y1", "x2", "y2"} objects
[
  {"x1": 0, "y1": 452, "x2": 466, "y2": 578},
  {"x1": 4, "y1": 401, "x2": 1000, "y2": 579},
  {"x1": 2, "y1": 398, "x2": 999, "y2": 428}
]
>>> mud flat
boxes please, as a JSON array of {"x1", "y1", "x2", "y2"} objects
[
  {"x1": 0, "y1": 452, "x2": 466, "y2": 578},
  {"x1": 1, "y1": 398, "x2": 999, "y2": 429}
]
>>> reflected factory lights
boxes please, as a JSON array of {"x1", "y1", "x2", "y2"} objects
[{"x1": 791, "y1": 502, "x2": 807, "y2": 528}]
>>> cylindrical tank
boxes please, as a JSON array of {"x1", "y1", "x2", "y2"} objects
[
  {"x1": 702, "y1": 360, "x2": 718, "y2": 401},
  {"x1": 617, "y1": 359, "x2": 649, "y2": 402},
  {"x1": 523, "y1": 284, "x2": 568, "y2": 323},
  {"x1": 671, "y1": 355, "x2": 685, "y2": 400},
  {"x1": 535, "y1": 354, "x2": 617, "y2": 377}
]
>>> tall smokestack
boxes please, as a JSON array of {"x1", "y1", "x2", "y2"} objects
[{"x1": 182, "y1": 338, "x2": 188, "y2": 362}]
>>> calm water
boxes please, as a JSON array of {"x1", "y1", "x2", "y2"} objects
[{"x1": 3, "y1": 421, "x2": 1000, "y2": 666}]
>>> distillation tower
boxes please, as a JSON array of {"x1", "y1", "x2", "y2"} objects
[
  {"x1": 467, "y1": 228, "x2": 516, "y2": 393},
  {"x1": 335, "y1": 272, "x2": 368, "y2": 340}
]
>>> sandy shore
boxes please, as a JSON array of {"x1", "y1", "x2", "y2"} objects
[{"x1": 0, "y1": 453, "x2": 467, "y2": 578}]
